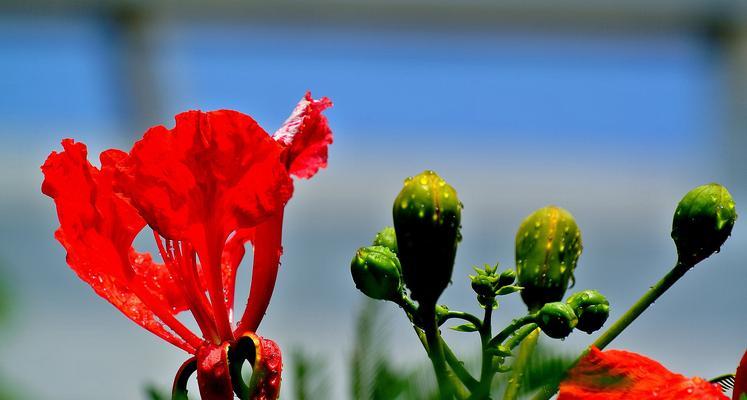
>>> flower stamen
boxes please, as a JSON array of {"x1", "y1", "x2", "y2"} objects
[{"x1": 154, "y1": 232, "x2": 220, "y2": 344}]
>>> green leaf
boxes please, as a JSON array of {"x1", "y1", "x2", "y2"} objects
[
  {"x1": 450, "y1": 323, "x2": 479, "y2": 332},
  {"x1": 496, "y1": 285, "x2": 523, "y2": 296}
]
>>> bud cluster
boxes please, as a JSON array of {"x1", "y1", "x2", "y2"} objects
[
  {"x1": 350, "y1": 170, "x2": 462, "y2": 310},
  {"x1": 347, "y1": 170, "x2": 737, "y2": 400},
  {"x1": 469, "y1": 264, "x2": 519, "y2": 308},
  {"x1": 533, "y1": 287, "x2": 611, "y2": 339}
]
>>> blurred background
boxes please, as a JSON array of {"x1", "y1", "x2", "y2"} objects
[{"x1": 1, "y1": 1, "x2": 746, "y2": 398}]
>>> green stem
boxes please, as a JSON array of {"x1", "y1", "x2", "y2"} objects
[
  {"x1": 398, "y1": 295, "x2": 419, "y2": 318},
  {"x1": 472, "y1": 306, "x2": 494, "y2": 398},
  {"x1": 417, "y1": 326, "x2": 470, "y2": 400},
  {"x1": 439, "y1": 311, "x2": 483, "y2": 329},
  {"x1": 531, "y1": 261, "x2": 693, "y2": 400},
  {"x1": 593, "y1": 261, "x2": 690, "y2": 349},
  {"x1": 413, "y1": 324, "x2": 428, "y2": 349},
  {"x1": 479, "y1": 307, "x2": 493, "y2": 381},
  {"x1": 504, "y1": 323, "x2": 538, "y2": 351},
  {"x1": 442, "y1": 338, "x2": 479, "y2": 390},
  {"x1": 405, "y1": 300, "x2": 467, "y2": 398},
  {"x1": 488, "y1": 314, "x2": 537, "y2": 348},
  {"x1": 503, "y1": 327, "x2": 540, "y2": 400},
  {"x1": 423, "y1": 307, "x2": 456, "y2": 400}
]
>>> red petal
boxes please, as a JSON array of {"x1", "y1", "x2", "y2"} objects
[
  {"x1": 559, "y1": 347, "x2": 728, "y2": 400},
  {"x1": 197, "y1": 342, "x2": 234, "y2": 400},
  {"x1": 42, "y1": 139, "x2": 200, "y2": 352},
  {"x1": 114, "y1": 110, "x2": 294, "y2": 340},
  {"x1": 273, "y1": 92, "x2": 333, "y2": 179},
  {"x1": 235, "y1": 214, "x2": 283, "y2": 334},
  {"x1": 115, "y1": 110, "x2": 293, "y2": 242},
  {"x1": 734, "y1": 349, "x2": 747, "y2": 400}
]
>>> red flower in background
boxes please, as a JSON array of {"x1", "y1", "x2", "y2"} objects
[
  {"x1": 559, "y1": 346, "x2": 738, "y2": 400},
  {"x1": 41, "y1": 93, "x2": 332, "y2": 400},
  {"x1": 734, "y1": 350, "x2": 747, "y2": 400}
]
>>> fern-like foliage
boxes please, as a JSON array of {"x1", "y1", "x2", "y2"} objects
[
  {"x1": 493, "y1": 340, "x2": 576, "y2": 399},
  {"x1": 291, "y1": 348, "x2": 330, "y2": 399}
]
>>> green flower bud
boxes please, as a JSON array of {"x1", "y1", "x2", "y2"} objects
[
  {"x1": 471, "y1": 274, "x2": 496, "y2": 297},
  {"x1": 393, "y1": 170, "x2": 462, "y2": 305},
  {"x1": 566, "y1": 290, "x2": 610, "y2": 334},
  {"x1": 498, "y1": 269, "x2": 517, "y2": 287},
  {"x1": 351, "y1": 246, "x2": 403, "y2": 301},
  {"x1": 536, "y1": 302, "x2": 578, "y2": 339},
  {"x1": 516, "y1": 206, "x2": 582, "y2": 312},
  {"x1": 373, "y1": 226, "x2": 398, "y2": 254},
  {"x1": 671, "y1": 183, "x2": 737, "y2": 266}
]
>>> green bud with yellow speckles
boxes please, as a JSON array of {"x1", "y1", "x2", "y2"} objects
[
  {"x1": 536, "y1": 302, "x2": 578, "y2": 339},
  {"x1": 351, "y1": 245, "x2": 403, "y2": 301},
  {"x1": 515, "y1": 206, "x2": 582, "y2": 312},
  {"x1": 672, "y1": 183, "x2": 737, "y2": 266},
  {"x1": 393, "y1": 170, "x2": 462, "y2": 305},
  {"x1": 373, "y1": 226, "x2": 398, "y2": 254},
  {"x1": 566, "y1": 290, "x2": 609, "y2": 334}
]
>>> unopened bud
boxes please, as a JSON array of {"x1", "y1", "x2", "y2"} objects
[
  {"x1": 672, "y1": 183, "x2": 737, "y2": 266},
  {"x1": 470, "y1": 275, "x2": 494, "y2": 298},
  {"x1": 536, "y1": 302, "x2": 578, "y2": 339},
  {"x1": 498, "y1": 269, "x2": 517, "y2": 287},
  {"x1": 393, "y1": 170, "x2": 461, "y2": 305},
  {"x1": 351, "y1": 246, "x2": 403, "y2": 301},
  {"x1": 372, "y1": 226, "x2": 398, "y2": 254},
  {"x1": 565, "y1": 290, "x2": 609, "y2": 334},
  {"x1": 516, "y1": 206, "x2": 582, "y2": 311}
]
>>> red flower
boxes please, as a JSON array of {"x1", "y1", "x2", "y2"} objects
[
  {"x1": 559, "y1": 346, "x2": 728, "y2": 400},
  {"x1": 735, "y1": 350, "x2": 747, "y2": 400},
  {"x1": 41, "y1": 93, "x2": 332, "y2": 400}
]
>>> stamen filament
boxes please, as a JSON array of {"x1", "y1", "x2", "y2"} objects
[
  {"x1": 178, "y1": 241, "x2": 222, "y2": 343},
  {"x1": 118, "y1": 244, "x2": 202, "y2": 351},
  {"x1": 154, "y1": 232, "x2": 219, "y2": 343},
  {"x1": 128, "y1": 282, "x2": 203, "y2": 350}
]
